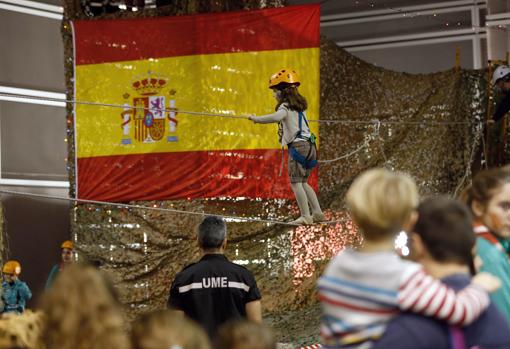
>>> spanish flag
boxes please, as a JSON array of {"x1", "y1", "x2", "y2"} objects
[{"x1": 72, "y1": 4, "x2": 319, "y2": 201}]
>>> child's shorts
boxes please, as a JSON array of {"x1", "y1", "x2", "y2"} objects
[{"x1": 288, "y1": 141, "x2": 316, "y2": 183}]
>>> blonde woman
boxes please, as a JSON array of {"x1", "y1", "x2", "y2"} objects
[
  {"x1": 131, "y1": 309, "x2": 210, "y2": 349},
  {"x1": 39, "y1": 263, "x2": 130, "y2": 349},
  {"x1": 0, "y1": 310, "x2": 43, "y2": 348},
  {"x1": 317, "y1": 168, "x2": 500, "y2": 348}
]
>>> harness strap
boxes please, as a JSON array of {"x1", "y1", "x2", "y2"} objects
[
  {"x1": 296, "y1": 111, "x2": 310, "y2": 140},
  {"x1": 288, "y1": 144, "x2": 317, "y2": 169},
  {"x1": 300, "y1": 111, "x2": 310, "y2": 128},
  {"x1": 298, "y1": 111, "x2": 302, "y2": 133}
]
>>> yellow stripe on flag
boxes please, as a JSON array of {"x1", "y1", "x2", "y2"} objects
[{"x1": 75, "y1": 47, "x2": 319, "y2": 158}]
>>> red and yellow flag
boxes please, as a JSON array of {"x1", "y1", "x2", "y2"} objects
[{"x1": 72, "y1": 4, "x2": 320, "y2": 201}]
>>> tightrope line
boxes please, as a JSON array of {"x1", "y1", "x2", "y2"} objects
[{"x1": 0, "y1": 189, "x2": 350, "y2": 227}]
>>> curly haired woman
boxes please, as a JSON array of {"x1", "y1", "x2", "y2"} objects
[{"x1": 39, "y1": 263, "x2": 130, "y2": 349}]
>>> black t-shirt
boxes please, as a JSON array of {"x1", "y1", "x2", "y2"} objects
[
  {"x1": 493, "y1": 90, "x2": 510, "y2": 122},
  {"x1": 168, "y1": 254, "x2": 261, "y2": 337}
]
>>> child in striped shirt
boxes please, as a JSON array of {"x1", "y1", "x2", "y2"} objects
[{"x1": 318, "y1": 168, "x2": 500, "y2": 348}]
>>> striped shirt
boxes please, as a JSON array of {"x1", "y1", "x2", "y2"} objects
[{"x1": 317, "y1": 249, "x2": 489, "y2": 348}]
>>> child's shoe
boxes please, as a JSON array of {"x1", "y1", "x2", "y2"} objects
[{"x1": 289, "y1": 216, "x2": 313, "y2": 225}]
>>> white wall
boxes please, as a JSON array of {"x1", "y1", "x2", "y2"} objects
[{"x1": 0, "y1": 1, "x2": 66, "y2": 181}]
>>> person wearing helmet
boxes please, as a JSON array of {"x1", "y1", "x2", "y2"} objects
[
  {"x1": 492, "y1": 65, "x2": 510, "y2": 123},
  {"x1": 1, "y1": 260, "x2": 32, "y2": 314},
  {"x1": 44, "y1": 240, "x2": 74, "y2": 290},
  {"x1": 248, "y1": 68, "x2": 325, "y2": 225}
]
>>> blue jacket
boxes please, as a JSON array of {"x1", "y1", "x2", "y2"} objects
[
  {"x1": 45, "y1": 264, "x2": 60, "y2": 290},
  {"x1": 372, "y1": 273, "x2": 510, "y2": 349},
  {"x1": 2, "y1": 279, "x2": 32, "y2": 313}
]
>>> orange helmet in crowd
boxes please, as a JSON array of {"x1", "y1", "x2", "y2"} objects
[
  {"x1": 3, "y1": 261, "x2": 21, "y2": 275},
  {"x1": 61, "y1": 240, "x2": 73, "y2": 250},
  {"x1": 268, "y1": 68, "x2": 300, "y2": 89}
]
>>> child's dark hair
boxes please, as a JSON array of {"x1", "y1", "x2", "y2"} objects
[
  {"x1": 273, "y1": 83, "x2": 307, "y2": 112},
  {"x1": 414, "y1": 196, "x2": 476, "y2": 273}
]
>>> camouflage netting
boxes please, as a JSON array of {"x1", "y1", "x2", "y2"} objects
[{"x1": 63, "y1": 0, "x2": 490, "y2": 346}]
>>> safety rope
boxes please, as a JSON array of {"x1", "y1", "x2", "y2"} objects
[
  {"x1": 318, "y1": 143, "x2": 367, "y2": 163},
  {"x1": 1, "y1": 92, "x2": 479, "y2": 164},
  {"x1": 0, "y1": 189, "x2": 350, "y2": 227},
  {"x1": 0, "y1": 92, "x2": 476, "y2": 125}
]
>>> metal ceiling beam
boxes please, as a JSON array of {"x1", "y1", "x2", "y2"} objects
[
  {"x1": 485, "y1": 11, "x2": 510, "y2": 26},
  {"x1": 321, "y1": 0, "x2": 487, "y2": 22},
  {"x1": 0, "y1": 0, "x2": 63, "y2": 20},
  {"x1": 0, "y1": 0, "x2": 62, "y2": 13},
  {"x1": 0, "y1": 179, "x2": 69, "y2": 188},
  {"x1": 337, "y1": 28, "x2": 486, "y2": 48},
  {"x1": 322, "y1": 5, "x2": 484, "y2": 27},
  {"x1": 0, "y1": 86, "x2": 65, "y2": 107},
  {"x1": 345, "y1": 33, "x2": 486, "y2": 52}
]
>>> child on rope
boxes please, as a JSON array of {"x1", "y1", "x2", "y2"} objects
[
  {"x1": 1, "y1": 260, "x2": 32, "y2": 314},
  {"x1": 318, "y1": 168, "x2": 501, "y2": 348},
  {"x1": 248, "y1": 68, "x2": 325, "y2": 225}
]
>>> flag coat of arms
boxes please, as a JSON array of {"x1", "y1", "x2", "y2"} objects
[{"x1": 72, "y1": 4, "x2": 320, "y2": 201}]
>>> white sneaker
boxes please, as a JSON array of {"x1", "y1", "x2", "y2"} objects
[
  {"x1": 312, "y1": 212, "x2": 326, "y2": 223},
  {"x1": 289, "y1": 216, "x2": 313, "y2": 225}
]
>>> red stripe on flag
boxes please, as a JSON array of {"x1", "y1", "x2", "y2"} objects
[
  {"x1": 77, "y1": 149, "x2": 318, "y2": 202},
  {"x1": 72, "y1": 4, "x2": 320, "y2": 65}
]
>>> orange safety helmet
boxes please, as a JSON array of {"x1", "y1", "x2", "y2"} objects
[
  {"x1": 3, "y1": 260, "x2": 21, "y2": 275},
  {"x1": 61, "y1": 240, "x2": 74, "y2": 250},
  {"x1": 268, "y1": 68, "x2": 300, "y2": 89}
]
